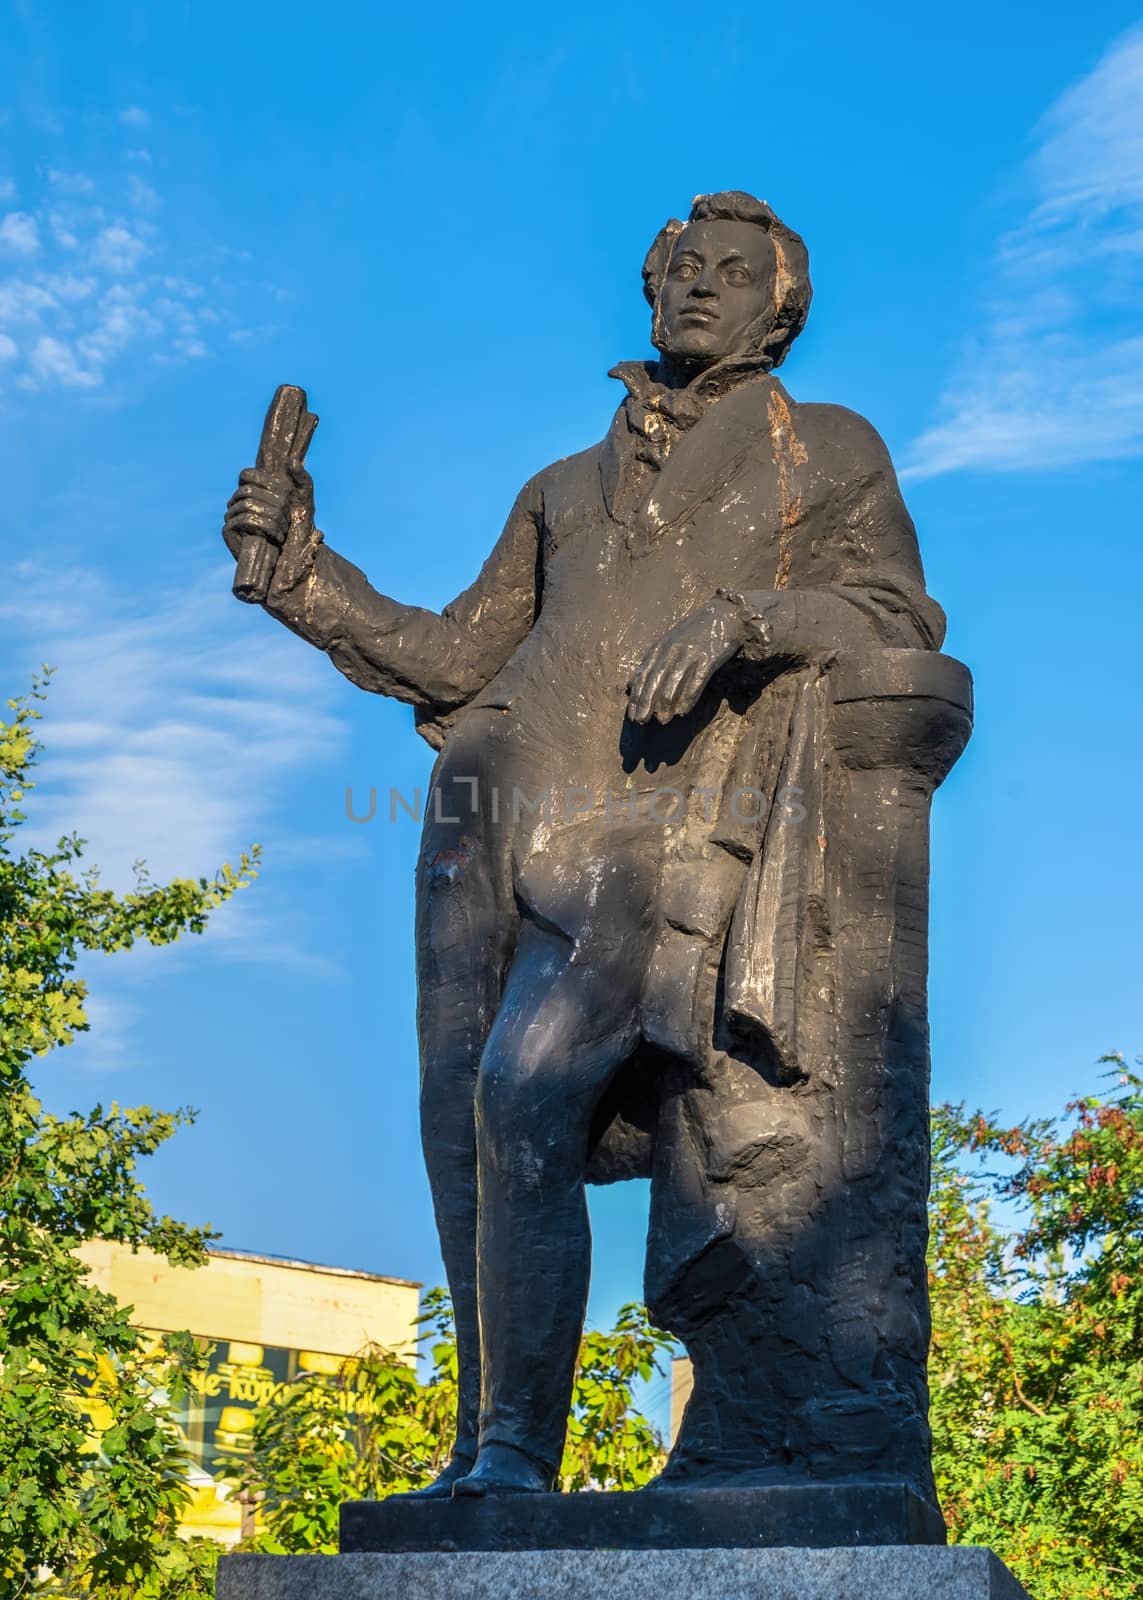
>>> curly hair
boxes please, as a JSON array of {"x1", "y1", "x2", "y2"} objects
[{"x1": 642, "y1": 191, "x2": 812, "y2": 371}]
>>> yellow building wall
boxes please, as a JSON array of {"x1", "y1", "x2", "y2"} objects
[
  {"x1": 79, "y1": 1243, "x2": 420, "y2": 1363},
  {"x1": 78, "y1": 1243, "x2": 422, "y2": 1545},
  {"x1": 669, "y1": 1355, "x2": 694, "y2": 1446}
]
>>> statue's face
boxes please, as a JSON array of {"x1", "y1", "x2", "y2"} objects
[{"x1": 655, "y1": 219, "x2": 776, "y2": 366}]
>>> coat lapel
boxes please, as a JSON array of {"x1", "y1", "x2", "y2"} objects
[
  {"x1": 639, "y1": 375, "x2": 779, "y2": 540},
  {"x1": 598, "y1": 408, "x2": 626, "y2": 523},
  {"x1": 598, "y1": 369, "x2": 789, "y2": 553}
]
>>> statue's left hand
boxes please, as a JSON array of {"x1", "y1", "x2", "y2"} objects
[{"x1": 627, "y1": 597, "x2": 747, "y2": 724}]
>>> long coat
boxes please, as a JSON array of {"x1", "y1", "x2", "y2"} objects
[{"x1": 266, "y1": 358, "x2": 944, "y2": 1104}]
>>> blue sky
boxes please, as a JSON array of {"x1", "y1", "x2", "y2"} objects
[{"x1": 2, "y1": 1, "x2": 1142, "y2": 1427}]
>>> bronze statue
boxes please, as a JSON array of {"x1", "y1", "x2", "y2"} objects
[{"x1": 223, "y1": 191, "x2": 971, "y2": 1511}]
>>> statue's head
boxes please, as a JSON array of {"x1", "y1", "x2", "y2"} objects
[{"x1": 643, "y1": 191, "x2": 811, "y2": 373}]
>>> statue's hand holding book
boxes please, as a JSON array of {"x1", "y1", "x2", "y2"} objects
[{"x1": 224, "y1": 384, "x2": 318, "y2": 604}]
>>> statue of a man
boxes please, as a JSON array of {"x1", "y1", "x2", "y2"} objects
[{"x1": 223, "y1": 191, "x2": 968, "y2": 1506}]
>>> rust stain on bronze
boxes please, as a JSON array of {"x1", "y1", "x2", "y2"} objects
[
  {"x1": 772, "y1": 231, "x2": 794, "y2": 309},
  {"x1": 428, "y1": 835, "x2": 479, "y2": 882},
  {"x1": 768, "y1": 387, "x2": 808, "y2": 590}
]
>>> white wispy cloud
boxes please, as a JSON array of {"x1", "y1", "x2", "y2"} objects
[
  {"x1": 118, "y1": 106, "x2": 150, "y2": 129},
  {"x1": 1, "y1": 557, "x2": 394, "y2": 1081},
  {"x1": 26, "y1": 334, "x2": 101, "y2": 387},
  {"x1": 905, "y1": 24, "x2": 1143, "y2": 478},
  {"x1": 90, "y1": 223, "x2": 148, "y2": 274},
  {"x1": 0, "y1": 121, "x2": 257, "y2": 392},
  {"x1": 2, "y1": 564, "x2": 364, "y2": 1079},
  {"x1": 47, "y1": 169, "x2": 96, "y2": 196},
  {"x1": 127, "y1": 174, "x2": 160, "y2": 212},
  {"x1": 2, "y1": 563, "x2": 349, "y2": 889},
  {"x1": 0, "y1": 211, "x2": 41, "y2": 256}
]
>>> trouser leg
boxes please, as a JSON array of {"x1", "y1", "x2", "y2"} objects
[
  {"x1": 415, "y1": 765, "x2": 517, "y2": 1458},
  {"x1": 473, "y1": 915, "x2": 645, "y2": 1473}
]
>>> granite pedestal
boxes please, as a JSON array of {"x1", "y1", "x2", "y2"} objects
[
  {"x1": 218, "y1": 1485, "x2": 1031, "y2": 1598},
  {"x1": 217, "y1": 1546, "x2": 1032, "y2": 1599}
]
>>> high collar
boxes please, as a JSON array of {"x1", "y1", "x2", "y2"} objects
[
  {"x1": 608, "y1": 354, "x2": 775, "y2": 421},
  {"x1": 598, "y1": 355, "x2": 782, "y2": 541}
]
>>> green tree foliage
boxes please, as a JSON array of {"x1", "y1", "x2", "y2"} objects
[
  {"x1": 559, "y1": 1302, "x2": 674, "y2": 1493},
  {"x1": 930, "y1": 1056, "x2": 1143, "y2": 1599},
  {"x1": 241, "y1": 1291, "x2": 675, "y2": 1551},
  {"x1": 0, "y1": 677, "x2": 256, "y2": 1597}
]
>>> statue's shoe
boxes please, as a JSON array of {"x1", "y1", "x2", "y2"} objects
[
  {"x1": 452, "y1": 1442, "x2": 554, "y2": 1497},
  {"x1": 384, "y1": 1450, "x2": 476, "y2": 1500}
]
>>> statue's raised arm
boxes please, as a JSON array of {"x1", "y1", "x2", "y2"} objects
[{"x1": 223, "y1": 424, "x2": 543, "y2": 725}]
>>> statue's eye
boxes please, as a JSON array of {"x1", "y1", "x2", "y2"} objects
[
  {"x1": 724, "y1": 267, "x2": 750, "y2": 285},
  {"x1": 673, "y1": 261, "x2": 698, "y2": 280}
]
